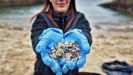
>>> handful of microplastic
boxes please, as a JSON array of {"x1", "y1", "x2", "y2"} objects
[{"x1": 50, "y1": 40, "x2": 81, "y2": 62}]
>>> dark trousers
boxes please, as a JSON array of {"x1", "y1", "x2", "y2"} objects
[{"x1": 34, "y1": 59, "x2": 79, "y2": 75}]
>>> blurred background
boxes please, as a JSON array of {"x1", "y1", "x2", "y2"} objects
[
  {"x1": 0, "y1": 0, "x2": 133, "y2": 75},
  {"x1": 0, "y1": 0, "x2": 133, "y2": 29}
]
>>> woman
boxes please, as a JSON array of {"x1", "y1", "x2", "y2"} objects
[{"x1": 31, "y1": 0, "x2": 92, "y2": 75}]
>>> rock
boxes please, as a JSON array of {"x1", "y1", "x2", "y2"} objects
[
  {"x1": 100, "y1": 0, "x2": 133, "y2": 15},
  {"x1": 0, "y1": 0, "x2": 41, "y2": 7}
]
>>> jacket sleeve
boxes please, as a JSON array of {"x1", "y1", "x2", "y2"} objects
[
  {"x1": 31, "y1": 14, "x2": 48, "y2": 55},
  {"x1": 76, "y1": 14, "x2": 92, "y2": 46}
]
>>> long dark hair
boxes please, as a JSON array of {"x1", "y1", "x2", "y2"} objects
[{"x1": 31, "y1": 0, "x2": 76, "y2": 20}]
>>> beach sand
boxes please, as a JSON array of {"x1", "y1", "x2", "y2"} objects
[{"x1": 0, "y1": 24, "x2": 133, "y2": 75}]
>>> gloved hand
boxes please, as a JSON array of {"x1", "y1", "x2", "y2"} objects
[
  {"x1": 35, "y1": 28, "x2": 63, "y2": 53},
  {"x1": 76, "y1": 53, "x2": 86, "y2": 68},
  {"x1": 35, "y1": 28, "x2": 63, "y2": 75},
  {"x1": 41, "y1": 49, "x2": 62, "y2": 75},
  {"x1": 62, "y1": 29, "x2": 90, "y2": 73},
  {"x1": 62, "y1": 58, "x2": 77, "y2": 73},
  {"x1": 64, "y1": 29, "x2": 90, "y2": 54}
]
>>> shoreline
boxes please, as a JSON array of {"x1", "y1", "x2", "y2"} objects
[
  {"x1": 100, "y1": 0, "x2": 133, "y2": 15},
  {"x1": 0, "y1": 24, "x2": 133, "y2": 75},
  {"x1": 0, "y1": 0, "x2": 41, "y2": 7}
]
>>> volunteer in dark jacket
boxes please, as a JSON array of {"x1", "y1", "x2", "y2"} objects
[{"x1": 31, "y1": 0, "x2": 92, "y2": 75}]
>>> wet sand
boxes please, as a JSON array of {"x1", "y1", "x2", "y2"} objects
[{"x1": 0, "y1": 24, "x2": 133, "y2": 75}]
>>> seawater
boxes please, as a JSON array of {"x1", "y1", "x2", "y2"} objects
[{"x1": 0, "y1": 0, "x2": 133, "y2": 28}]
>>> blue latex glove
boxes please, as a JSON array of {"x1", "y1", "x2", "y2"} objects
[
  {"x1": 60, "y1": 56, "x2": 76, "y2": 73},
  {"x1": 64, "y1": 29, "x2": 90, "y2": 54},
  {"x1": 60, "y1": 56, "x2": 66, "y2": 66},
  {"x1": 62, "y1": 29, "x2": 90, "y2": 73},
  {"x1": 35, "y1": 28, "x2": 63, "y2": 75},
  {"x1": 62, "y1": 58, "x2": 77, "y2": 73},
  {"x1": 41, "y1": 49, "x2": 62, "y2": 75},
  {"x1": 77, "y1": 53, "x2": 86, "y2": 68},
  {"x1": 35, "y1": 28, "x2": 63, "y2": 53}
]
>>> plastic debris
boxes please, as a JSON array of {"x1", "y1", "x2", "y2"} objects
[{"x1": 50, "y1": 40, "x2": 81, "y2": 62}]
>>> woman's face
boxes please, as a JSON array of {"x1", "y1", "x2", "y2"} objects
[{"x1": 49, "y1": 0, "x2": 71, "y2": 14}]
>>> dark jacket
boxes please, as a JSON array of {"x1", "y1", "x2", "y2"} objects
[{"x1": 31, "y1": 11, "x2": 92, "y2": 75}]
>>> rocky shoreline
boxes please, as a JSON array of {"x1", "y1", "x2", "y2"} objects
[
  {"x1": 100, "y1": 0, "x2": 133, "y2": 15},
  {"x1": 0, "y1": 0, "x2": 41, "y2": 7}
]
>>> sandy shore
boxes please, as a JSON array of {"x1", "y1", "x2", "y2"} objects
[{"x1": 0, "y1": 24, "x2": 133, "y2": 75}]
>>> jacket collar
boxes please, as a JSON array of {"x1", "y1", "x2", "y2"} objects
[
  {"x1": 52, "y1": 9, "x2": 71, "y2": 20},
  {"x1": 47, "y1": 9, "x2": 75, "y2": 32},
  {"x1": 52, "y1": 9, "x2": 71, "y2": 29}
]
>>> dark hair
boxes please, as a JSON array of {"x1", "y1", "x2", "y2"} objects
[{"x1": 31, "y1": 0, "x2": 76, "y2": 20}]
